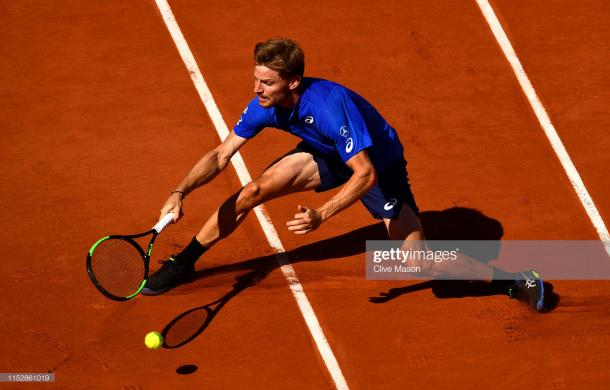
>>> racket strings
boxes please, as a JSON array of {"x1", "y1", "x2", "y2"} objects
[{"x1": 89, "y1": 238, "x2": 145, "y2": 298}]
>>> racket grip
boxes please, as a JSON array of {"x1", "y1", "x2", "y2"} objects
[{"x1": 153, "y1": 212, "x2": 175, "y2": 234}]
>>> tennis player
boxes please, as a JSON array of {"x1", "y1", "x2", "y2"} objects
[{"x1": 141, "y1": 38, "x2": 545, "y2": 312}]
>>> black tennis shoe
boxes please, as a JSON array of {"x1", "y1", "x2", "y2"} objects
[
  {"x1": 506, "y1": 270, "x2": 546, "y2": 313},
  {"x1": 141, "y1": 257, "x2": 194, "y2": 296}
]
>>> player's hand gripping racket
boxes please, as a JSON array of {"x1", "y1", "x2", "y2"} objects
[{"x1": 86, "y1": 213, "x2": 175, "y2": 301}]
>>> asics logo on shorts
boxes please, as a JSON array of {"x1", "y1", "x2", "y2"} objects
[
  {"x1": 384, "y1": 198, "x2": 398, "y2": 210},
  {"x1": 304, "y1": 116, "x2": 314, "y2": 124}
]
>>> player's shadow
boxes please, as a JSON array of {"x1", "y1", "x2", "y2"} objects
[
  {"x1": 370, "y1": 208, "x2": 560, "y2": 311},
  {"x1": 161, "y1": 207, "x2": 559, "y2": 347}
]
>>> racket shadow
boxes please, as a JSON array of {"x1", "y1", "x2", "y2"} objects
[
  {"x1": 161, "y1": 287, "x2": 240, "y2": 349},
  {"x1": 161, "y1": 266, "x2": 267, "y2": 348}
]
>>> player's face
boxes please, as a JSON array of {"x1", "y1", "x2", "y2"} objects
[{"x1": 253, "y1": 65, "x2": 296, "y2": 108}]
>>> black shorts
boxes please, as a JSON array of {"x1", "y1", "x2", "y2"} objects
[{"x1": 283, "y1": 142, "x2": 419, "y2": 219}]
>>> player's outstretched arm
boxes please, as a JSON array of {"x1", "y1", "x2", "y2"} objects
[{"x1": 160, "y1": 132, "x2": 249, "y2": 222}]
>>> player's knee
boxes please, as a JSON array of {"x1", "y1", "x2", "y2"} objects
[{"x1": 240, "y1": 181, "x2": 263, "y2": 207}]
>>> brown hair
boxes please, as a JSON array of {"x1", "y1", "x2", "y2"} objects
[{"x1": 254, "y1": 38, "x2": 305, "y2": 79}]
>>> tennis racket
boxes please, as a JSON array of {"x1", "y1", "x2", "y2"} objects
[{"x1": 86, "y1": 212, "x2": 175, "y2": 301}]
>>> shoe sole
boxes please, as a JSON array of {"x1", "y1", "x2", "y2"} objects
[{"x1": 141, "y1": 285, "x2": 173, "y2": 296}]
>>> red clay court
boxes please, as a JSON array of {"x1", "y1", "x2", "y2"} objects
[{"x1": 2, "y1": 0, "x2": 610, "y2": 388}]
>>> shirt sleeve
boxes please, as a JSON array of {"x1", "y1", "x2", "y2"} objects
[
  {"x1": 233, "y1": 98, "x2": 272, "y2": 139},
  {"x1": 318, "y1": 88, "x2": 373, "y2": 163}
]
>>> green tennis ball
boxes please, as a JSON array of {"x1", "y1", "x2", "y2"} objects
[{"x1": 144, "y1": 331, "x2": 164, "y2": 350}]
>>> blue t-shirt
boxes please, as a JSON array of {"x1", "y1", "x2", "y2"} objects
[{"x1": 234, "y1": 77, "x2": 404, "y2": 172}]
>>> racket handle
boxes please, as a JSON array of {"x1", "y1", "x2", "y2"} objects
[{"x1": 153, "y1": 212, "x2": 175, "y2": 234}]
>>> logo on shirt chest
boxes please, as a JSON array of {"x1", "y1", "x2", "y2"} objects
[{"x1": 304, "y1": 116, "x2": 314, "y2": 124}]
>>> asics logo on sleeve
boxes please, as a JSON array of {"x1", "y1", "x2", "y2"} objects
[
  {"x1": 384, "y1": 198, "x2": 398, "y2": 210},
  {"x1": 236, "y1": 107, "x2": 248, "y2": 126},
  {"x1": 345, "y1": 138, "x2": 354, "y2": 153},
  {"x1": 339, "y1": 126, "x2": 354, "y2": 153},
  {"x1": 304, "y1": 116, "x2": 314, "y2": 124}
]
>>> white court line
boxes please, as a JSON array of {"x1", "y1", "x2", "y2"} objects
[
  {"x1": 153, "y1": 1, "x2": 349, "y2": 388},
  {"x1": 475, "y1": 0, "x2": 610, "y2": 254}
]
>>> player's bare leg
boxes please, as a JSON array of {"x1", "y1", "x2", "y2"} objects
[
  {"x1": 384, "y1": 205, "x2": 493, "y2": 280},
  {"x1": 143, "y1": 152, "x2": 321, "y2": 295},
  {"x1": 383, "y1": 205, "x2": 546, "y2": 311},
  {"x1": 195, "y1": 152, "x2": 321, "y2": 247}
]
